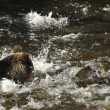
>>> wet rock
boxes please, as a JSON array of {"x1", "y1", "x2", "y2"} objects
[{"x1": 0, "y1": 45, "x2": 34, "y2": 83}]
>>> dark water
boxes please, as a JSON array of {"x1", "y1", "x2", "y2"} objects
[{"x1": 0, "y1": 0, "x2": 110, "y2": 110}]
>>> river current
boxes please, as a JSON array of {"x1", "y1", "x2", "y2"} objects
[{"x1": 0, "y1": 0, "x2": 110, "y2": 110}]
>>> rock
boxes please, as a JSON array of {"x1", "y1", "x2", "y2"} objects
[{"x1": 0, "y1": 45, "x2": 34, "y2": 83}]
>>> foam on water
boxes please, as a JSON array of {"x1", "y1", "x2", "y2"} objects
[
  {"x1": 26, "y1": 97, "x2": 44, "y2": 109},
  {"x1": 32, "y1": 42, "x2": 54, "y2": 73},
  {"x1": 33, "y1": 59, "x2": 53, "y2": 73},
  {"x1": 0, "y1": 45, "x2": 12, "y2": 59},
  {"x1": 70, "y1": 3, "x2": 90, "y2": 15},
  {"x1": 84, "y1": 85, "x2": 110, "y2": 109},
  {"x1": 51, "y1": 33, "x2": 81, "y2": 42},
  {"x1": 22, "y1": 96, "x2": 61, "y2": 109},
  {"x1": 25, "y1": 11, "x2": 68, "y2": 30},
  {"x1": 1, "y1": 1, "x2": 110, "y2": 109},
  {"x1": 103, "y1": 5, "x2": 110, "y2": 12},
  {"x1": 92, "y1": 84, "x2": 110, "y2": 94},
  {"x1": 1, "y1": 36, "x2": 110, "y2": 109},
  {"x1": 0, "y1": 104, "x2": 6, "y2": 110},
  {"x1": 81, "y1": 7, "x2": 88, "y2": 15},
  {"x1": 0, "y1": 78, "x2": 32, "y2": 94},
  {"x1": 10, "y1": 106, "x2": 20, "y2": 110},
  {"x1": 0, "y1": 78, "x2": 19, "y2": 93},
  {"x1": 101, "y1": 96, "x2": 110, "y2": 109}
]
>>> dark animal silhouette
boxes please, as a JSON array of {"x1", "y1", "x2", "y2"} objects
[{"x1": 0, "y1": 45, "x2": 34, "y2": 83}]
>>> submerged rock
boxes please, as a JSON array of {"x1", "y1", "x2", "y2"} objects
[{"x1": 0, "y1": 45, "x2": 34, "y2": 83}]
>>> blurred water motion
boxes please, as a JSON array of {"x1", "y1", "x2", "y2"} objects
[{"x1": 0, "y1": 0, "x2": 110, "y2": 110}]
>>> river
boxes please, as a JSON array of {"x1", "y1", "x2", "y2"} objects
[{"x1": 0, "y1": 0, "x2": 110, "y2": 110}]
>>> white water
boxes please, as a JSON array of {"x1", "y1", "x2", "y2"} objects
[
  {"x1": 25, "y1": 11, "x2": 68, "y2": 30},
  {"x1": 103, "y1": 5, "x2": 110, "y2": 12},
  {"x1": 0, "y1": 31, "x2": 110, "y2": 110},
  {"x1": 0, "y1": 11, "x2": 110, "y2": 109},
  {"x1": 1, "y1": 41, "x2": 110, "y2": 110}
]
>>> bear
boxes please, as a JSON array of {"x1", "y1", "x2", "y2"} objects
[
  {"x1": 13, "y1": 45, "x2": 22, "y2": 53},
  {"x1": 0, "y1": 45, "x2": 34, "y2": 83}
]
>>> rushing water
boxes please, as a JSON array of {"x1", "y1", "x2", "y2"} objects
[{"x1": 1, "y1": 0, "x2": 110, "y2": 110}]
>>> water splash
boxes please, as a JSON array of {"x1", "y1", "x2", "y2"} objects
[
  {"x1": 25, "y1": 11, "x2": 68, "y2": 30},
  {"x1": 0, "y1": 104, "x2": 6, "y2": 110},
  {"x1": 33, "y1": 41, "x2": 53, "y2": 73},
  {"x1": 25, "y1": 97, "x2": 44, "y2": 109},
  {"x1": 10, "y1": 106, "x2": 20, "y2": 110},
  {"x1": 103, "y1": 5, "x2": 110, "y2": 12},
  {"x1": 0, "y1": 45, "x2": 12, "y2": 59},
  {"x1": 0, "y1": 78, "x2": 19, "y2": 93}
]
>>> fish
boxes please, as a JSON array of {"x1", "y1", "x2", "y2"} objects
[{"x1": 76, "y1": 66, "x2": 93, "y2": 79}]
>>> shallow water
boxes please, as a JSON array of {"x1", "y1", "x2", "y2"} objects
[{"x1": 0, "y1": 0, "x2": 110, "y2": 110}]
